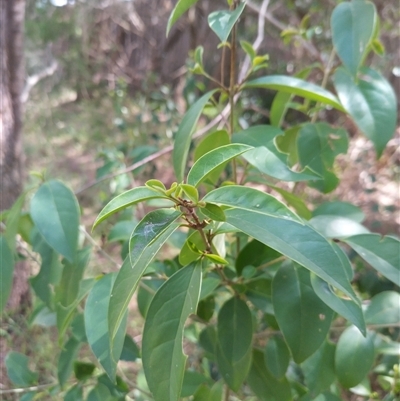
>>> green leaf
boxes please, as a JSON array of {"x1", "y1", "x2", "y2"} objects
[
  {"x1": 142, "y1": 261, "x2": 202, "y2": 401},
  {"x1": 216, "y1": 297, "x2": 253, "y2": 392},
  {"x1": 271, "y1": 186, "x2": 312, "y2": 220},
  {"x1": 108, "y1": 221, "x2": 179, "y2": 351},
  {"x1": 108, "y1": 220, "x2": 137, "y2": 243},
  {"x1": 208, "y1": 3, "x2": 246, "y2": 43},
  {"x1": 335, "y1": 326, "x2": 375, "y2": 388},
  {"x1": 365, "y1": 291, "x2": 400, "y2": 325},
  {"x1": 333, "y1": 67, "x2": 397, "y2": 157},
  {"x1": 64, "y1": 385, "x2": 83, "y2": 401},
  {"x1": 87, "y1": 383, "x2": 113, "y2": 401},
  {"x1": 173, "y1": 90, "x2": 217, "y2": 182},
  {"x1": 233, "y1": 125, "x2": 320, "y2": 182},
  {"x1": 166, "y1": 0, "x2": 199, "y2": 36},
  {"x1": 58, "y1": 337, "x2": 81, "y2": 387},
  {"x1": 264, "y1": 336, "x2": 290, "y2": 379},
  {"x1": 145, "y1": 179, "x2": 166, "y2": 192},
  {"x1": 331, "y1": 0, "x2": 376, "y2": 76},
  {"x1": 309, "y1": 215, "x2": 368, "y2": 238},
  {"x1": 244, "y1": 76, "x2": 345, "y2": 111},
  {"x1": 313, "y1": 201, "x2": 365, "y2": 223},
  {"x1": 203, "y1": 186, "x2": 358, "y2": 302},
  {"x1": 93, "y1": 186, "x2": 168, "y2": 229},
  {"x1": 181, "y1": 184, "x2": 199, "y2": 204},
  {"x1": 240, "y1": 40, "x2": 256, "y2": 61},
  {"x1": 181, "y1": 371, "x2": 213, "y2": 397},
  {"x1": 30, "y1": 180, "x2": 80, "y2": 262},
  {"x1": 187, "y1": 144, "x2": 252, "y2": 187},
  {"x1": 311, "y1": 274, "x2": 366, "y2": 336},
  {"x1": 74, "y1": 361, "x2": 96, "y2": 381},
  {"x1": 302, "y1": 341, "x2": 336, "y2": 398},
  {"x1": 4, "y1": 191, "x2": 25, "y2": 252},
  {"x1": 204, "y1": 253, "x2": 228, "y2": 265},
  {"x1": 297, "y1": 123, "x2": 349, "y2": 193},
  {"x1": 272, "y1": 264, "x2": 334, "y2": 363},
  {"x1": 5, "y1": 352, "x2": 38, "y2": 386},
  {"x1": 85, "y1": 273, "x2": 127, "y2": 381},
  {"x1": 0, "y1": 236, "x2": 14, "y2": 314},
  {"x1": 201, "y1": 203, "x2": 226, "y2": 222},
  {"x1": 343, "y1": 234, "x2": 400, "y2": 286},
  {"x1": 120, "y1": 335, "x2": 140, "y2": 362},
  {"x1": 247, "y1": 349, "x2": 292, "y2": 401}
]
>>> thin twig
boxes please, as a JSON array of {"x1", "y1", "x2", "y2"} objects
[{"x1": 0, "y1": 382, "x2": 56, "y2": 395}]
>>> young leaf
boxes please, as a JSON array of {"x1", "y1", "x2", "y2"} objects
[
  {"x1": 166, "y1": 0, "x2": 199, "y2": 36},
  {"x1": 142, "y1": 261, "x2": 202, "y2": 401},
  {"x1": 5, "y1": 352, "x2": 38, "y2": 386},
  {"x1": 333, "y1": 67, "x2": 397, "y2": 157},
  {"x1": 331, "y1": 0, "x2": 376, "y2": 76},
  {"x1": 30, "y1": 180, "x2": 80, "y2": 262},
  {"x1": 145, "y1": 179, "x2": 166, "y2": 192},
  {"x1": 205, "y1": 187, "x2": 358, "y2": 302},
  {"x1": 108, "y1": 222, "x2": 180, "y2": 349},
  {"x1": 247, "y1": 349, "x2": 292, "y2": 401},
  {"x1": 201, "y1": 203, "x2": 226, "y2": 222},
  {"x1": 204, "y1": 253, "x2": 228, "y2": 265},
  {"x1": 187, "y1": 144, "x2": 252, "y2": 187},
  {"x1": 264, "y1": 336, "x2": 290, "y2": 379},
  {"x1": 272, "y1": 264, "x2": 334, "y2": 363},
  {"x1": 181, "y1": 184, "x2": 199, "y2": 204},
  {"x1": 58, "y1": 337, "x2": 81, "y2": 387},
  {"x1": 364, "y1": 291, "x2": 400, "y2": 325},
  {"x1": 173, "y1": 90, "x2": 217, "y2": 182},
  {"x1": 343, "y1": 233, "x2": 400, "y2": 286},
  {"x1": 216, "y1": 297, "x2": 253, "y2": 392},
  {"x1": 93, "y1": 186, "x2": 168, "y2": 229},
  {"x1": 85, "y1": 273, "x2": 127, "y2": 381},
  {"x1": 244, "y1": 76, "x2": 345, "y2": 111},
  {"x1": 179, "y1": 231, "x2": 205, "y2": 266},
  {"x1": 208, "y1": 3, "x2": 246, "y2": 43},
  {"x1": 311, "y1": 274, "x2": 366, "y2": 336},
  {"x1": 0, "y1": 236, "x2": 14, "y2": 314},
  {"x1": 335, "y1": 326, "x2": 375, "y2": 388}
]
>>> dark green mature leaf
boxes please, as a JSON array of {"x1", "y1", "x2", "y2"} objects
[
  {"x1": 232, "y1": 125, "x2": 320, "y2": 182},
  {"x1": 272, "y1": 264, "x2": 334, "y2": 363},
  {"x1": 86, "y1": 383, "x2": 113, "y2": 401},
  {"x1": 64, "y1": 385, "x2": 83, "y2": 401},
  {"x1": 142, "y1": 262, "x2": 202, "y2": 401},
  {"x1": 93, "y1": 187, "x2": 168, "y2": 229},
  {"x1": 335, "y1": 326, "x2": 375, "y2": 388},
  {"x1": 311, "y1": 274, "x2": 366, "y2": 335},
  {"x1": 331, "y1": 0, "x2": 376, "y2": 76},
  {"x1": 208, "y1": 3, "x2": 246, "y2": 42},
  {"x1": 30, "y1": 180, "x2": 80, "y2": 262},
  {"x1": 108, "y1": 222, "x2": 180, "y2": 352},
  {"x1": 365, "y1": 291, "x2": 400, "y2": 325},
  {"x1": 297, "y1": 123, "x2": 349, "y2": 193},
  {"x1": 5, "y1": 352, "x2": 38, "y2": 386},
  {"x1": 166, "y1": 0, "x2": 199, "y2": 36},
  {"x1": 85, "y1": 273, "x2": 127, "y2": 381},
  {"x1": 0, "y1": 236, "x2": 14, "y2": 314},
  {"x1": 264, "y1": 336, "x2": 290, "y2": 379},
  {"x1": 173, "y1": 90, "x2": 217, "y2": 182},
  {"x1": 333, "y1": 67, "x2": 397, "y2": 157},
  {"x1": 108, "y1": 220, "x2": 137, "y2": 242},
  {"x1": 309, "y1": 216, "x2": 368, "y2": 238},
  {"x1": 343, "y1": 234, "x2": 400, "y2": 286},
  {"x1": 271, "y1": 186, "x2": 312, "y2": 220},
  {"x1": 204, "y1": 186, "x2": 358, "y2": 302},
  {"x1": 302, "y1": 341, "x2": 336, "y2": 398},
  {"x1": 187, "y1": 144, "x2": 252, "y2": 187},
  {"x1": 313, "y1": 201, "x2": 365, "y2": 223},
  {"x1": 120, "y1": 335, "x2": 140, "y2": 361},
  {"x1": 216, "y1": 297, "x2": 253, "y2": 392},
  {"x1": 247, "y1": 349, "x2": 292, "y2": 401},
  {"x1": 181, "y1": 371, "x2": 213, "y2": 397},
  {"x1": 74, "y1": 361, "x2": 96, "y2": 381},
  {"x1": 244, "y1": 76, "x2": 345, "y2": 111},
  {"x1": 58, "y1": 337, "x2": 81, "y2": 387}
]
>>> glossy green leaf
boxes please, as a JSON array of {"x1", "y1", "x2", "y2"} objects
[
  {"x1": 30, "y1": 180, "x2": 80, "y2": 262},
  {"x1": 120, "y1": 335, "x2": 140, "y2": 362},
  {"x1": 204, "y1": 253, "x2": 228, "y2": 265},
  {"x1": 365, "y1": 291, "x2": 400, "y2": 325},
  {"x1": 244, "y1": 76, "x2": 345, "y2": 111},
  {"x1": 297, "y1": 123, "x2": 349, "y2": 193},
  {"x1": 333, "y1": 67, "x2": 397, "y2": 157},
  {"x1": 271, "y1": 186, "x2": 312, "y2": 220},
  {"x1": 201, "y1": 203, "x2": 226, "y2": 222},
  {"x1": 93, "y1": 186, "x2": 168, "y2": 229},
  {"x1": 187, "y1": 144, "x2": 252, "y2": 187},
  {"x1": 331, "y1": 0, "x2": 376, "y2": 76},
  {"x1": 302, "y1": 341, "x2": 336, "y2": 398},
  {"x1": 129, "y1": 209, "x2": 182, "y2": 266},
  {"x1": 142, "y1": 262, "x2": 202, "y2": 401},
  {"x1": 108, "y1": 221, "x2": 179, "y2": 349},
  {"x1": 58, "y1": 337, "x2": 81, "y2": 387},
  {"x1": 309, "y1": 215, "x2": 368, "y2": 238},
  {"x1": 216, "y1": 297, "x2": 253, "y2": 392},
  {"x1": 181, "y1": 184, "x2": 199, "y2": 204},
  {"x1": 5, "y1": 352, "x2": 38, "y2": 386},
  {"x1": 335, "y1": 326, "x2": 375, "y2": 388},
  {"x1": 233, "y1": 125, "x2": 320, "y2": 182},
  {"x1": 247, "y1": 349, "x2": 292, "y2": 401},
  {"x1": 343, "y1": 233, "x2": 400, "y2": 286},
  {"x1": 264, "y1": 336, "x2": 290, "y2": 379},
  {"x1": 173, "y1": 90, "x2": 217, "y2": 182},
  {"x1": 204, "y1": 186, "x2": 358, "y2": 302},
  {"x1": 311, "y1": 274, "x2": 366, "y2": 336},
  {"x1": 208, "y1": 3, "x2": 246, "y2": 43},
  {"x1": 181, "y1": 371, "x2": 213, "y2": 397},
  {"x1": 313, "y1": 201, "x2": 365, "y2": 223},
  {"x1": 85, "y1": 273, "x2": 127, "y2": 381},
  {"x1": 145, "y1": 179, "x2": 166, "y2": 192},
  {"x1": 64, "y1": 384, "x2": 83, "y2": 401},
  {"x1": 0, "y1": 236, "x2": 14, "y2": 314},
  {"x1": 166, "y1": 0, "x2": 199, "y2": 36},
  {"x1": 179, "y1": 231, "x2": 216, "y2": 266}
]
